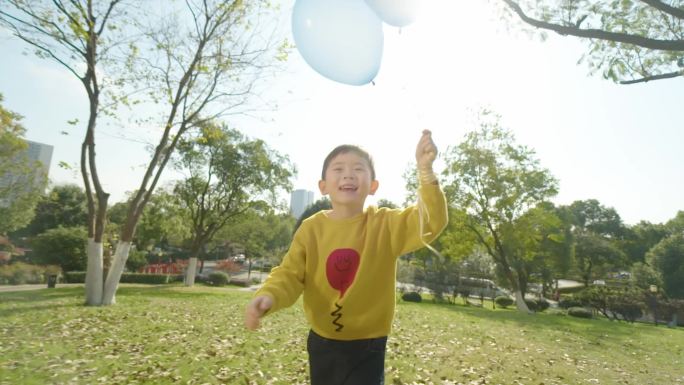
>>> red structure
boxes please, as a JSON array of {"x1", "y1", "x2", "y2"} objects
[{"x1": 139, "y1": 260, "x2": 187, "y2": 275}]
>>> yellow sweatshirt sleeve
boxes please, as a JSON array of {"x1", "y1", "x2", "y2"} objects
[
  {"x1": 389, "y1": 183, "x2": 448, "y2": 256},
  {"x1": 254, "y1": 231, "x2": 306, "y2": 314}
]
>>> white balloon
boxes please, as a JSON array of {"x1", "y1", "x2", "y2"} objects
[
  {"x1": 364, "y1": 0, "x2": 420, "y2": 27},
  {"x1": 292, "y1": 0, "x2": 384, "y2": 86}
]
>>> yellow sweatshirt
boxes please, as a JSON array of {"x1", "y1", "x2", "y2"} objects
[{"x1": 255, "y1": 183, "x2": 448, "y2": 340}]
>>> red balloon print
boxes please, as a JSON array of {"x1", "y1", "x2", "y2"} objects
[{"x1": 326, "y1": 248, "x2": 360, "y2": 299}]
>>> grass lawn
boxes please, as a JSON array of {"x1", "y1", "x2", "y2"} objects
[{"x1": 1, "y1": 284, "x2": 682, "y2": 385}]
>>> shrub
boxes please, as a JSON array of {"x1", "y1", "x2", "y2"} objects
[
  {"x1": 125, "y1": 249, "x2": 148, "y2": 272},
  {"x1": 207, "y1": 271, "x2": 230, "y2": 286},
  {"x1": 559, "y1": 297, "x2": 583, "y2": 309},
  {"x1": 64, "y1": 271, "x2": 85, "y2": 283},
  {"x1": 0, "y1": 262, "x2": 57, "y2": 285},
  {"x1": 215, "y1": 259, "x2": 242, "y2": 274},
  {"x1": 402, "y1": 292, "x2": 422, "y2": 303},
  {"x1": 31, "y1": 226, "x2": 87, "y2": 272},
  {"x1": 495, "y1": 296, "x2": 514, "y2": 308},
  {"x1": 568, "y1": 307, "x2": 593, "y2": 319},
  {"x1": 64, "y1": 272, "x2": 173, "y2": 284},
  {"x1": 229, "y1": 278, "x2": 250, "y2": 287},
  {"x1": 120, "y1": 273, "x2": 171, "y2": 284},
  {"x1": 524, "y1": 299, "x2": 538, "y2": 312}
]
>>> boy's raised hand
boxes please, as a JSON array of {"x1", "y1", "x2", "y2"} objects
[
  {"x1": 416, "y1": 129, "x2": 437, "y2": 169},
  {"x1": 245, "y1": 295, "x2": 273, "y2": 330}
]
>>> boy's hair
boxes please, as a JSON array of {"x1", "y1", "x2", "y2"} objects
[{"x1": 321, "y1": 145, "x2": 376, "y2": 181}]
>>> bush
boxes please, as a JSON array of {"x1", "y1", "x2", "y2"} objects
[
  {"x1": 495, "y1": 296, "x2": 514, "y2": 308},
  {"x1": 207, "y1": 271, "x2": 230, "y2": 286},
  {"x1": 125, "y1": 249, "x2": 148, "y2": 272},
  {"x1": 214, "y1": 259, "x2": 242, "y2": 274},
  {"x1": 568, "y1": 307, "x2": 593, "y2": 319},
  {"x1": 64, "y1": 272, "x2": 173, "y2": 284},
  {"x1": 0, "y1": 262, "x2": 59, "y2": 285},
  {"x1": 64, "y1": 271, "x2": 85, "y2": 283},
  {"x1": 31, "y1": 226, "x2": 87, "y2": 272},
  {"x1": 229, "y1": 278, "x2": 250, "y2": 287},
  {"x1": 536, "y1": 299, "x2": 550, "y2": 312},
  {"x1": 402, "y1": 292, "x2": 422, "y2": 303},
  {"x1": 120, "y1": 273, "x2": 171, "y2": 284},
  {"x1": 559, "y1": 297, "x2": 583, "y2": 309},
  {"x1": 525, "y1": 299, "x2": 538, "y2": 312}
]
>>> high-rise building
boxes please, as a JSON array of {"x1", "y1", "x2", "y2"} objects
[
  {"x1": 26, "y1": 140, "x2": 53, "y2": 180},
  {"x1": 0, "y1": 139, "x2": 53, "y2": 206},
  {"x1": 290, "y1": 189, "x2": 314, "y2": 219}
]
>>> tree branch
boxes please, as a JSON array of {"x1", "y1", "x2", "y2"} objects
[
  {"x1": 639, "y1": 0, "x2": 684, "y2": 20},
  {"x1": 502, "y1": 0, "x2": 684, "y2": 51},
  {"x1": 619, "y1": 69, "x2": 684, "y2": 84}
]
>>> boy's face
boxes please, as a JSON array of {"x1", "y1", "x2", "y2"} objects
[{"x1": 319, "y1": 152, "x2": 379, "y2": 209}]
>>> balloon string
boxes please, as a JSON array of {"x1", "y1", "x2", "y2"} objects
[{"x1": 417, "y1": 193, "x2": 445, "y2": 259}]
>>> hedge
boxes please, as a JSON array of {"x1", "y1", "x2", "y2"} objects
[{"x1": 64, "y1": 272, "x2": 174, "y2": 284}]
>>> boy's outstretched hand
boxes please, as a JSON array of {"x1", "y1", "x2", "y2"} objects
[
  {"x1": 245, "y1": 295, "x2": 273, "y2": 330},
  {"x1": 416, "y1": 129, "x2": 437, "y2": 169}
]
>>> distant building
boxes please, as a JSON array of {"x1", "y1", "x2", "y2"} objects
[
  {"x1": 26, "y1": 140, "x2": 53, "y2": 181},
  {"x1": 0, "y1": 139, "x2": 53, "y2": 206},
  {"x1": 290, "y1": 189, "x2": 314, "y2": 219}
]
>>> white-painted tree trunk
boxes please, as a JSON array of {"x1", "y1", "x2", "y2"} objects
[
  {"x1": 514, "y1": 290, "x2": 531, "y2": 313},
  {"x1": 85, "y1": 239, "x2": 103, "y2": 306},
  {"x1": 102, "y1": 241, "x2": 132, "y2": 305},
  {"x1": 185, "y1": 257, "x2": 198, "y2": 286}
]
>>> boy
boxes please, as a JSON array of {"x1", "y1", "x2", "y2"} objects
[{"x1": 244, "y1": 130, "x2": 448, "y2": 385}]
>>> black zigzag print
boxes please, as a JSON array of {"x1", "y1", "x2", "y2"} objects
[{"x1": 330, "y1": 302, "x2": 343, "y2": 332}]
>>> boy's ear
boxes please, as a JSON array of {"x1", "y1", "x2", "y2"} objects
[
  {"x1": 369, "y1": 180, "x2": 379, "y2": 195},
  {"x1": 318, "y1": 180, "x2": 327, "y2": 195}
]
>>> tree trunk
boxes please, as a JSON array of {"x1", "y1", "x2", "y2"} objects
[
  {"x1": 185, "y1": 257, "x2": 198, "y2": 286},
  {"x1": 85, "y1": 238, "x2": 103, "y2": 305},
  {"x1": 514, "y1": 290, "x2": 531, "y2": 313},
  {"x1": 102, "y1": 241, "x2": 132, "y2": 305}
]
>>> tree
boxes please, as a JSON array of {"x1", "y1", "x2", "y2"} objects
[
  {"x1": 13, "y1": 184, "x2": 87, "y2": 237},
  {"x1": 500, "y1": 0, "x2": 684, "y2": 84},
  {"x1": 376, "y1": 199, "x2": 398, "y2": 209},
  {"x1": 525, "y1": 203, "x2": 572, "y2": 297},
  {"x1": 1, "y1": 0, "x2": 137, "y2": 305},
  {"x1": 441, "y1": 110, "x2": 559, "y2": 312},
  {"x1": 647, "y1": 233, "x2": 684, "y2": 298},
  {"x1": 32, "y1": 226, "x2": 88, "y2": 272},
  {"x1": 621, "y1": 220, "x2": 669, "y2": 264},
  {"x1": 566, "y1": 199, "x2": 628, "y2": 286},
  {"x1": 126, "y1": 189, "x2": 190, "y2": 253},
  {"x1": 174, "y1": 123, "x2": 294, "y2": 286},
  {"x1": 665, "y1": 210, "x2": 684, "y2": 233},
  {"x1": 0, "y1": 94, "x2": 46, "y2": 235},
  {"x1": 216, "y1": 208, "x2": 295, "y2": 280},
  {"x1": 2, "y1": 1, "x2": 289, "y2": 305}
]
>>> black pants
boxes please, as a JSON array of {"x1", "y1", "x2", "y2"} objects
[{"x1": 307, "y1": 330, "x2": 387, "y2": 385}]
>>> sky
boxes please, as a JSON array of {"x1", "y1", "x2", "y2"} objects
[{"x1": 1, "y1": 1, "x2": 682, "y2": 226}]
